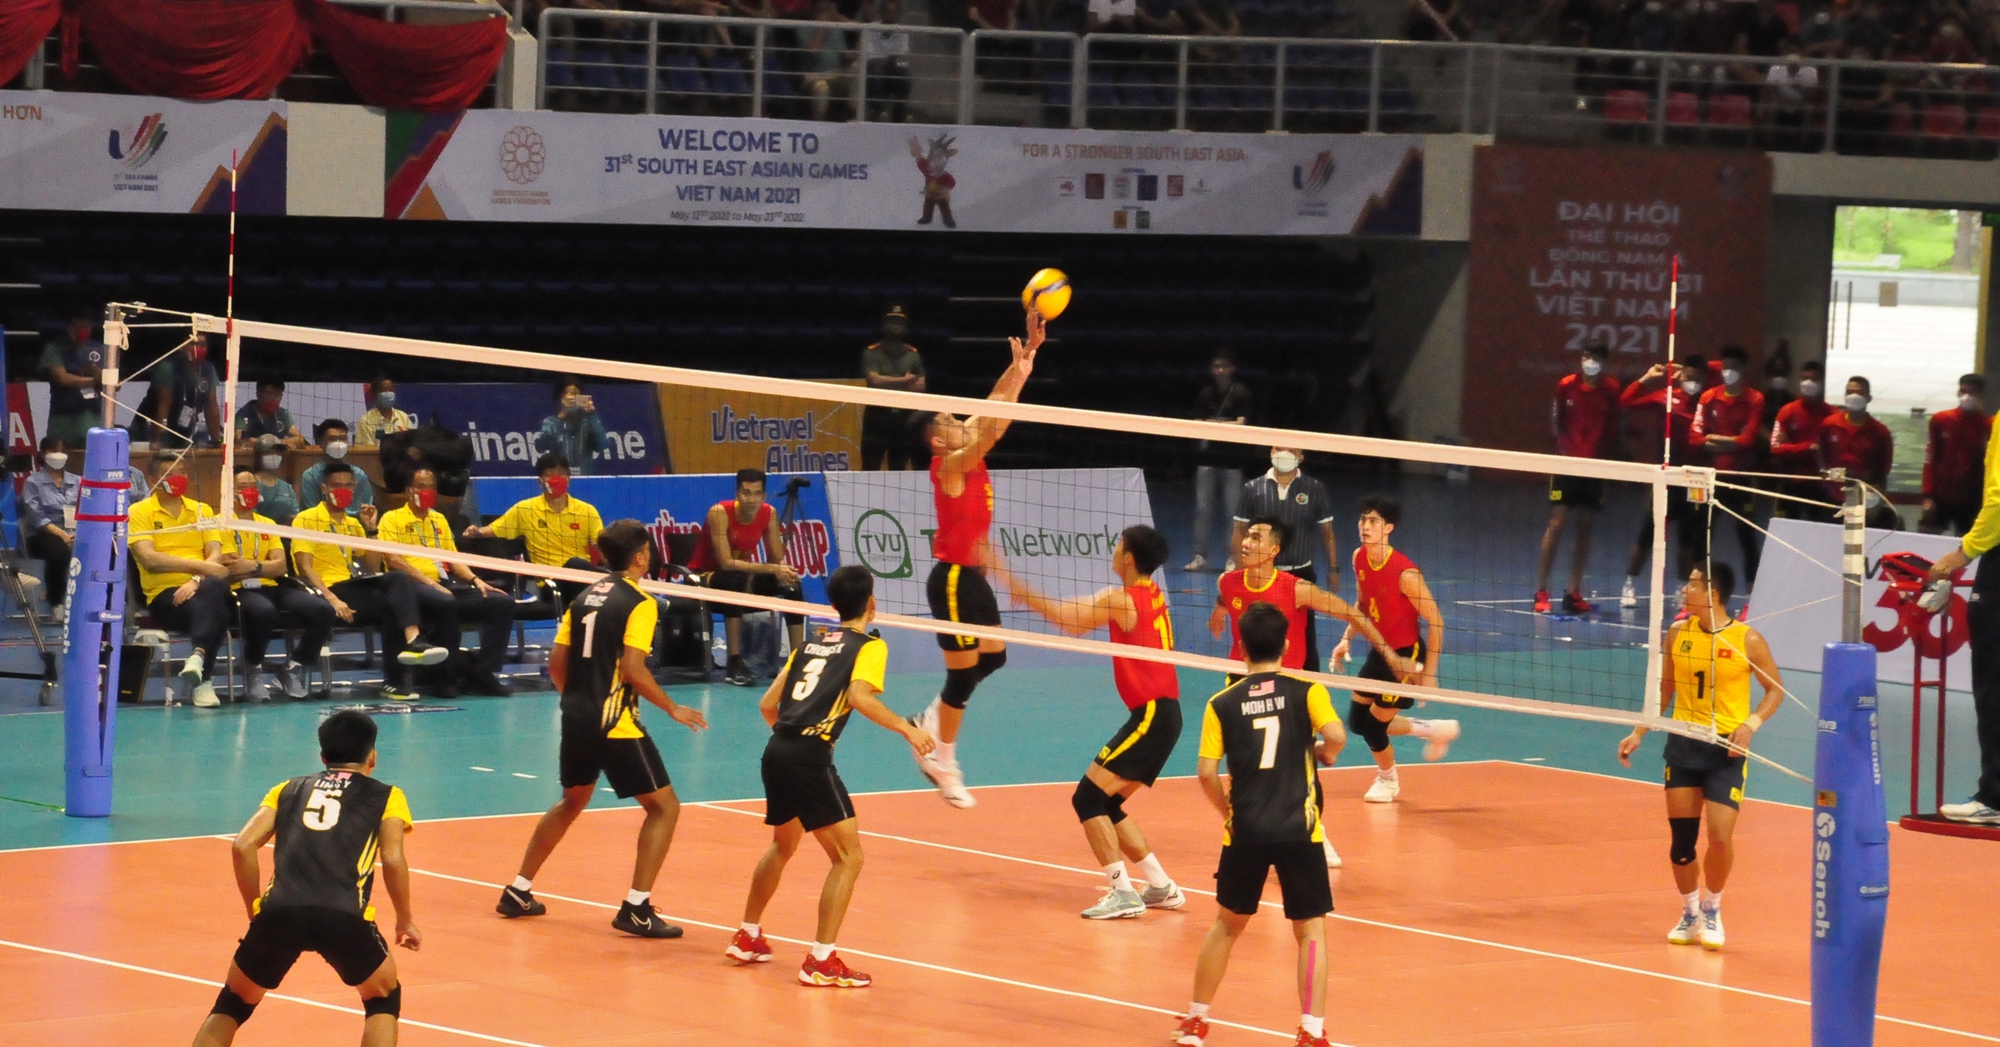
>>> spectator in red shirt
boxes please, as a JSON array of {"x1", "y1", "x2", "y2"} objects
[
  {"x1": 1536, "y1": 344, "x2": 1621, "y2": 615},
  {"x1": 1819, "y1": 375, "x2": 1900, "y2": 529},
  {"x1": 1768, "y1": 360, "x2": 1834, "y2": 519},
  {"x1": 1922, "y1": 373, "x2": 1993, "y2": 535},
  {"x1": 1618, "y1": 356, "x2": 1712, "y2": 605},
  {"x1": 1690, "y1": 345, "x2": 1768, "y2": 584}
]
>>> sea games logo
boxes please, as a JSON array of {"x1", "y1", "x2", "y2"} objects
[
  {"x1": 501, "y1": 126, "x2": 546, "y2": 184},
  {"x1": 1293, "y1": 149, "x2": 1333, "y2": 218},
  {"x1": 109, "y1": 114, "x2": 167, "y2": 168}
]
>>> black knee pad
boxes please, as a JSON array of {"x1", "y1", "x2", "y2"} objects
[
  {"x1": 362, "y1": 985, "x2": 401, "y2": 1019},
  {"x1": 974, "y1": 649, "x2": 1007, "y2": 681},
  {"x1": 939, "y1": 666, "x2": 980, "y2": 710},
  {"x1": 1669, "y1": 816, "x2": 1701, "y2": 865},
  {"x1": 1346, "y1": 702, "x2": 1391, "y2": 753},
  {"x1": 1105, "y1": 792, "x2": 1128, "y2": 825},
  {"x1": 211, "y1": 987, "x2": 257, "y2": 1024},
  {"x1": 1071, "y1": 777, "x2": 1113, "y2": 823}
]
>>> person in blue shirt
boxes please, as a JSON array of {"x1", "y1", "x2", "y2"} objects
[
  {"x1": 248, "y1": 435, "x2": 304, "y2": 527},
  {"x1": 20, "y1": 435, "x2": 80, "y2": 612},
  {"x1": 298, "y1": 419, "x2": 376, "y2": 526},
  {"x1": 150, "y1": 333, "x2": 225, "y2": 448},
  {"x1": 536, "y1": 378, "x2": 609, "y2": 476},
  {"x1": 233, "y1": 379, "x2": 304, "y2": 449},
  {"x1": 38, "y1": 312, "x2": 107, "y2": 454}
]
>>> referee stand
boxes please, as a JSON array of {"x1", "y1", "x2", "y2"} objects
[{"x1": 1880, "y1": 554, "x2": 2000, "y2": 842}]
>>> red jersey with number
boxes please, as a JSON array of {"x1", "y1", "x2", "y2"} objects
[
  {"x1": 1817, "y1": 412, "x2": 1895, "y2": 497},
  {"x1": 1552, "y1": 373, "x2": 1622, "y2": 459},
  {"x1": 1769, "y1": 398, "x2": 1835, "y2": 474},
  {"x1": 1925, "y1": 407, "x2": 1992, "y2": 505},
  {"x1": 931, "y1": 459, "x2": 993, "y2": 566},
  {"x1": 1690, "y1": 386, "x2": 1767, "y2": 471},
  {"x1": 1352, "y1": 545, "x2": 1421, "y2": 649},
  {"x1": 1109, "y1": 580, "x2": 1178, "y2": 709},
  {"x1": 1216, "y1": 569, "x2": 1307, "y2": 669},
  {"x1": 687, "y1": 500, "x2": 772, "y2": 572}
]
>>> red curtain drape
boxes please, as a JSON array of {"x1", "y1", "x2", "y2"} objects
[
  {"x1": 0, "y1": 0, "x2": 63, "y2": 85},
  {"x1": 304, "y1": 0, "x2": 507, "y2": 112}
]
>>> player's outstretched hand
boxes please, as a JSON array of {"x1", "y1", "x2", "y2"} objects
[
  {"x1": 668, "y1": 703, "x2": 709, "y2": 732},
  {"x1": 905, "y1": 726, "x2": 937, "y2": 758},
  {"x1": 1616, "y1": 729, "x2": 1645, "y2": 767},
  {"x1": 1330, "y1": 640, "x2": 1351, "y2": 667},
  {"x1": 1023, "y1": 308, "x2": 1046, "y2": 350},
  {"x1": 396, "y1": 921, "x2": 422, "y2": 951}
]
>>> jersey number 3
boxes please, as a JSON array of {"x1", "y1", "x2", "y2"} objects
[
  {"x1": 303, "y1": 788, "x2": 342, "y2": 831},
  {"x1": 791, "y1": 657, "x2": 827, "y2": 700}
]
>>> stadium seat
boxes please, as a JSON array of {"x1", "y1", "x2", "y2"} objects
[
  {"x1": 1977, "y1": 107, "x2": 2000, "y2": 139},
  {"x1": 663, "y1": 52, "x2": 706, "y2": 96},
  {"x1": 1602, "y1": 89, "x2": 1650, "y2": 125},
  {"x1": 707, "y1": 54, "x2": 753, "y2": 98},
  {"x1": 1664, "y1": 92, "x2": 1701, "y2": 126},
  {"x1": 1706, "y1": 93, "x2": 1753, "y2": 127},
  {"x1": 1923, "y1": 102, "x2": 1967, "y2": 139}
]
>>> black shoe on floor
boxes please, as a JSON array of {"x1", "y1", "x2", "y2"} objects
[
  {"x1": 467, "y1": 667, "x2": 513, "y2": 697},
  {"x1": 612, "y1": 900, "x2": 682, "y2": 938},
  {"x1": 723, "y1": 660, "x2": 755, "y2": 687},
  {"x1": 497, "y1": 885, "x2": 546, "y2": 918}
]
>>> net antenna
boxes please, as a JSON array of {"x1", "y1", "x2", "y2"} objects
[{"x1": 220, "y1": 150, "x2": 241, "y2": 509}]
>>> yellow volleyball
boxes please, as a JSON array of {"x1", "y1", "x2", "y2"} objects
[{"x1": 1022, "y1": 268, "x2": 1071, "y2": 320}]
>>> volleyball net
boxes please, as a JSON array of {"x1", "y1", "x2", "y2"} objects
[{"x1": 95, "y1": 303, "x2": 1814, "y2": 781}]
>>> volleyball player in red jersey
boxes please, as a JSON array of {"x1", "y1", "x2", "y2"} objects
[
  {"x1": 1331, "y1": 495, "x2": 1453, "y2": 804},
  {"x1": 996, "y1": 525, "x2": 1189, "y2": 920},
  {"x1": 908, "y1": 310, "x2": 1045, "y2": 809}
]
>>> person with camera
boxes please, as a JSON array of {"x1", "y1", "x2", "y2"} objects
[
  {"x1": 537, "y1": 377, "x2": 610, "y2": 476},
  {"x1": 690, "y1": 469, "x2": 806, "y2": 687}
]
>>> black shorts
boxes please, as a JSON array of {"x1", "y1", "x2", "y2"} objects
[
  {"x1": 1094, "y1": 698, "x2": 1183, "y2": 786},
  {"x1": 1214, "y1": 841, "x2": 1333, "y2": 920},
  {"x1": 762, "y1": 732, "x2": 856, "y2": 832},
  {"x1": 560, "y1": 717, "x2": 671, "y2": 799},
  {"x1": 233, "y1": 906, "x2": 390, "y2": 989},
  {"x1": 1549, "y1": 475, "x2": 1604, "y2": 511},
  {"x1": 927, "y1": 561, "x2": 1001, "y2": 651},
  {"x1": 1352, "y1": 639, "x2": 1424, "y2": 708},
  {"x1": 1663, "y1": 733, "x2": 1748, "y2": 810}
]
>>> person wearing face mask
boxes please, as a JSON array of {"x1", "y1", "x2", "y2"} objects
[
  {"x1": 859, "y1": 306, "x2": 929, "y2": 472},
  {"x1": 1768, "y1": 359, "x2": 1834, "y2": 519},
  {"x1": 233, "y1": 379, "x2": 305, "y2": 450},
  {"x1": 1921, "y1": 374, "x2": 1992, "y2": 536},
  {"x1": 1536, "y1": 344, "x2": 1621, "y2": 616},
  {"x1": 247, "y1": 434, "x2": 303, "y2": 528},
  {"x1": 355, "y1": 377, "x2": 417, "y2": 449},
  {"x1": 465, "y1": 452, "x2": 606, "y2": 610},
  {"x1": 298, "y1": 420, "x2": 376, "y2": 523},
  {"x1": 689, "y1": 469, "x2": 807, "y2": 687},
  {"x1": 1619, "y1": 356, "x2": 1713, "y2": 603},
  {"x1": 1816, "y1": 375, "x2": 1898, "y2": 529},
  {"x1": 1229, "y1": 447, "x2": 1338, "y2": 670},
  {"x1": 150, "y1": 333, "x2": 224, "y2": 449},
  {"x1": 38, "y1": 311, "x2": 106, "y2": 460},
  {"x1": 223, "y1": 469, "x2": 336, "y2": 702},
  {"x1": 1761, "y1": 341, "x2": 1794, "y2": 417},
  {"x1": 1690, "y1": 345, "x2": 1768, "y2": 586},
  {"x1": 537, "y1": 377, "x2": 610, "y2": 477},
  {"x1": 20, "y1": 436, "x2": 80, "y2": 616},
  {"x1": 378, "y1": 467, "x2": 516, "y2": 698},
  {"x1": 129, "y1": 452, "x2": 248, "y2": 708}
]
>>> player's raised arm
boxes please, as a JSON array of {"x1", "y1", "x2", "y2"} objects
[
  {"x1": 996, "y1": 563, "x2": 1134, "y2": 635},
  {"x1": 961, "y1": 311, "x2": 1045, "y2": 458},
  {"x1": 1299, "y1": 583, "x2": 1412, "y2": 676},
  {"x1": 229, "y1": 804, "x2": 278, "y2": 920},
  {"x1": 1398, "y1": 565, "x2": 1444, "y2": 687}
]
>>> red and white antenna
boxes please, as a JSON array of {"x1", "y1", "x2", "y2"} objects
[{"x1": 1662, "y1": 253, "x2": 1680, "y2": 467}]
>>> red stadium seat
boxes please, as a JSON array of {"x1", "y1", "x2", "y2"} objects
[
  {"x1": 1602, "y1": 89, "x2": 1650, "y2": 124},
  {"x1": 1707, "y1": 93, "x2": 1753, "y2": 126},
  {"x1": 1665, "y1": 92, "x2": 1701, "y2": 125},
  {"x1": 1975, "y1": 107, "x2": 2000, "y2": 139},
  {"x1": 1923, "y1": 102, "x2": 1967, "y2": 139},
  {"x1": 1888, "y1": 101, "x2": 1915, "y2": 136}
]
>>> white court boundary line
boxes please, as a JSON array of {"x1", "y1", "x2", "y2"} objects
[{"x1": 0, "y1": 938, "x2": 547, "y2": 1046}]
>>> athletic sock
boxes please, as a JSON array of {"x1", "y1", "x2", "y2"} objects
[
  {"x1": 810, "y1": 942, "x2": 835, "y2": 961},
  {"x1": 1135, "y1": 852, "x2": 1172, "y2": 889},
  {"x1": 625, "y1": 889, "x2": 650, "y2": 907},
  {"x1": 1699, "y1": 888, "x2": 1722, "y2": 912},
  {"x1": 1301, "y1": 1015, "x2": 1325, "y2": 1037},
  {"x1": 1105, "y1": 862, "x2": 1136, "y2": 894},
  {"x1": 1187, "y1": 1002, "x2": 1211, "y2": 1019},
  {"x1": 511, "y1": 875, "x2": 533, "y2": 892},
  {"x1": 1406, "y1": 719, "x2": 1434, "y2": 738},
  {"x1": 1682, "y1": 890, "x2": 1700, "y2": 916},
  {"x1": 741, "y1": 922, "x2": 761, "y2": 938},
  {"x1": 936, "y1": 740, "x2": 957, "y2": 767}
]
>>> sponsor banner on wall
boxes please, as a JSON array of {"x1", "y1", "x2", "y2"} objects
[
  {"x1": 473, "y1": 472, "x2": 839, "y2": 604},
  {"x1": 1462, "y1": 143, "x2": 1770, "y2": 452},
  {"x1": 658, "y1": 380, "x2": 862, "y2": 476},
  {"x1": 399, "y1": 383, "x2": 665, "y2": 477},
  {"x1": 822, "y1": 468, "x2": 1154, "y2": 618},
  {"x1": 391, "y1": 110, "x2": 1422, "y2": 236},
  {"x1": 0, "y1": 91, "x2": 286, "y2": 214},
  {"x1": 1754, "y1": 519, "x2": 1975, "y2": 690}
]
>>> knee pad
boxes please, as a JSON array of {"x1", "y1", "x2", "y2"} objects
[
  {"x1": 974, "y1": 649, "x2": 1007, "y2": 681},
  {"x1": 1104, "y1": 792, "x2": 1128, "y2": 826},
  {"x1": 1071, "y1": 778, "x2": 1114, "y2": 823},
  {"x1": 1669, "y1": 817, "x2": 1701, "y2": 865},
  {"x1": 211, "y1": 987, "x2": 257, "y2": 1024},
  {"x1": 1346, "y1": 702, "x2": 1391, "y2": 753},
  {"x1": 362, "y1": 985, "x2": 401, "y2": 1019},
  {"x1": 939, "y1": 666, "x2": 980, "y2": 710}
]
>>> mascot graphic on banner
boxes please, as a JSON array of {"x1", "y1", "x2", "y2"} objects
[{"x1": 910, "y1": 134, "x2": 957, "y2": 229}]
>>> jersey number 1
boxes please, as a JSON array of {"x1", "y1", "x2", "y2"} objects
[{"x1": 579, "y1": 611, "x2": 598, "y2": 656}]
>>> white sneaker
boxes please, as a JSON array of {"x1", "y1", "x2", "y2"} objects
[
  {"x1": 1183, "y1": 555, "x2": 1212, "y2": 572},
  {"x1": 272, "y1": 661, "x2": 309, "y2": 700},
  {"x1": 1620, "y1": 580, "x2": 1638, "y2": 608},
  {"x1": 245, "y1": 672, "x2": 270, "y2": 703},
  {"x1": 1667, "y1": 910, "x2": 1700, "y2": 945},
  {"x1": 1081, "y1": 888, "x2": 1145, "y2": 920},
  {"x1": 178, "y1": 651, "x2": 206, "y2": 686},
  {"x1": 924, "y1": 761, "x2": 977, "y2": 809},
  {"x1": 1939, "y1": 799, "x2": 2000, "y2": 824},
  {"x1": 1363, "y1": 771, "x2": 1400, "y2": 803},
  {"x1": 1698, "y1": 908, "x2": 1725, "y2": 951},
  {"x1": 1422, "y1": 719, "x2": 1460, "y2": 762},
  {"x1": 1322, "y1": 836, "x2": 1343, "y2": 868},
  {"x1": 1141, "y1": 882, "x2": 1187, "y2": 909},
  {"x1": 191, "y1": 681, "x2": 221, "y2": 708}
]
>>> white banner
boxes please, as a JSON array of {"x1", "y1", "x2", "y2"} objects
[
  {"x1": 824, "y1": 467, "x2": 1155, "y2": 618},
  {"x1": 402, "y1": 110, "x2": 1422, "y2": 236},
  {"x1": 0, "y1": 91, "x2": 287, "y2": 214},
  {"x1": 1754, "y1": 519, "x2": 1977, "y2": 691}
]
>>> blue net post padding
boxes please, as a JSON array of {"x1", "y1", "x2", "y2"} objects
[
  {"x1": 62, "y1": 427, "x2": 131, "y2": 819},
  {"x1": 1811, "y1": 642, "x2": 1891, "y2": 1047}
]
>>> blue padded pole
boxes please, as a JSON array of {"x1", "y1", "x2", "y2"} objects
[{"x1": 62, "y1": 427, "x2": 131, "y2": 818}]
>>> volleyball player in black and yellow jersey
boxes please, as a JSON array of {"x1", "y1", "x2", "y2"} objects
[
  {"x1": 726, "y1": 566, "x2": 935, "y2": 988},
  {"x1": 192, "y1": 711, "x2": 417, "y2": 1047},
  {"x1": 496, "y1": 520, "x2": 709, "y2": 939},
  {"x1": 1618, "y1": 562, "x2": 1783, "y2": 952}
]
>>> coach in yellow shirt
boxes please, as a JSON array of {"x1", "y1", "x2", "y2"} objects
[
  {"x1": 379, "y1": 466, "x2": 515, "y2": 696},
  {"x1": 1928, "y1": 426, "x2": 2000, "y2": 824},
  {"x1": 129, "y1": 452, "x2": 249, "y2": 708},
  {"x1": 464, "y1": 451, "x2": 604, "y2": 608}
]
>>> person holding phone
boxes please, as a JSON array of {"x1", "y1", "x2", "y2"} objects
[{"x1": 537, "y1": 377, "x2": 610, "y2": 476}]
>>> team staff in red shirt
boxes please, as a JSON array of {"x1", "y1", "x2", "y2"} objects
[
  {"x1": 1690, "y1": 346, "x2": 1767, "y2": 585},
  {"x1": 1768, "y1": 360, "x2": 1835, "y2": 519},
  {"x1": 1923, "y1": 374, "x2": 1992, "y2": 536},
  {"x1": 1819, "y1": 375, "x2": 1900, "y2": 530},
  {"x1": 1618, "y1": 356, "x2": 1711, "y2": 607},
  {"x1": 1536, "y1": 344, "x2": 1621, "y2": 615},
  {"x1": 691, "y1": 469, "x2": 806, "y2": 687}
]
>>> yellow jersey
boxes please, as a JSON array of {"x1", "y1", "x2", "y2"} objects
[
  {"x1": 377, "y1": 505, "x2": 457, "y2": 583},
  {"x1": 490, "y1": 495, "x2": 604, "y2": 568},
  {"x1": 127, "y1": 494, "x2": 220, "y2": 601},
  {"x1": 226, "y1": 512, "x2": 281, "y2": 591},
  {"x1": 1668, "y1": 618, "x2": 1755, "y2": 734},
  {"x1": 291, "y1": 502, "x2": 368, "y2": 587}
]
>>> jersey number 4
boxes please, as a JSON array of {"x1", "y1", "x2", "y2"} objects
[
  {"x1": 303, "y1": 788, "x2": 342, "y2": 831},
  {"x1": 791, "y1": 657, "x2": 827, "y2": 700}
]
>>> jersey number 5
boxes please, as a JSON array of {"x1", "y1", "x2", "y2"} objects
[
  {"x1": 1252, "y1": 715, "x2": 1281, "y2": 770},
  {"x1": 303, "y1": 788, "x2": 342, "y2": 831},
  {"x1": 791, "y1": 657, "x2": 827, "y2": 700}
]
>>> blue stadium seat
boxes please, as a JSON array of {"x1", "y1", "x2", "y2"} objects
[
  {"x1": 664, "y1": 52, "x2": 706, "y2": 95},
  {"x1": 707, "y1": 54, "x2": 752, "y2": 97}
]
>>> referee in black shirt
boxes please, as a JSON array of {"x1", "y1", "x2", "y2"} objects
[{"x1": 1232, "y1": 445, "x2": 1339, "y2": 670}]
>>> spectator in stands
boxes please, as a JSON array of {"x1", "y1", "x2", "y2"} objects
[
  {"x1": 21, "y1": 435, "x2": 79, "y2": 615},
  {"x1": 1762, "y1": 341, "x2": 1795, "y2": 416},
  {"x1": 149, "y1": 333, "x2": 223, "y2": 448},
  {"x1": 1844, "y1": 1, "x2": 1895, "y2": 58},
  {"x1": 1187, "y1": 0, "x2": 1240, "y2": 39},
  {"x1": 1818, "y1": 374, "x2": 1899, "y2": 529},
  {"x1": 298, "y1": 419, "x2": 376, "y2": 523},
  {"x1": 129, "y1": 451, "x2": 246, "y2": 708},
  {"x1": 1691, "y1": 345, "x2": 1767, "y2": 585},
  {"x1": 39, "y1": 311, "x2": 106, "y2": 462},
  {"x1": 1928, "y1": 16, "x2": 1981, "y2": 63},
  {"x1": 966, "y1": 0, "x2": 1019, "y2": 32},
  {"x1": 356, "y1": 377, "x2": 417, "y2": 447},
  {"x1": 234, "y1": 379, "x2": 305, "y2": 449},
  {"x1": 1761, "y1": 39, "x2": 1822, "y2": 149},
  {"x1": 1535, "y1": 343, "x2": 1620, "y2": 615},
  {"x1": 1232, "y1": 447, "x2": 1339, "y2": 669},
  {"x1": 225, "y1": 468, "x2": 335, "y2": 703},
  {"x1": 730, "y1": 0, "x2": 812, "y2": 18},
  {"x1": 861, "y1": 0, "x2": 913, "y2": 121},
  {"x1": 1922, "y1": 374, "x2": 1992, "y2": 536},
  {"x1": 249, "y1": 434, "x2": 303, "y2": 528},
  {"x1": 1739, "y1": 0, "x2": 1790, "y2": 58},
  {"x1": 1626, "y1": 0, "x2": 1686, "y2": 53},
  {"x1": 1136, "y1": 0, "x2": 1185, "y2": 32},
  {"x1": 802, "y1": 0, "x2": 855, "y2": 121},
  {"x1": 378, "y1": 467, "x2": 516, "y2": 697},
  {"x1": 860, "y1": 306, "x2": 928, "y2": 471},
  {"x1": 465, "y1": 452, "x2": 605, "y2": 608},
  {"x1": 1768, "y1": 359, "x2": 1832, "y2": 519},
  {"x1": 1797, "y1": 3, "x2": 1846, "y2": 57},
  {"x1": 1087, "y1": 0, "x2": 1137, "y2": 32},
  {"x1": 1835, "y1": 42, "x2": 1897, "y2": 152},
  {"x1": 1405, "y1": 0, "x2": 1471, "y2": 43},
  {"x1": 538, "y1": 377, "x2": 610, "y2": 475},
  {"x1": 689, "y1": 468, "x2": 806, "y2": 687},
  {"x1": 1186, "y1": 349, "x2": 1253, "y2": 572},
  {"x1": 289, "y1": 461, "x2": 450, "y2": 700}
]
